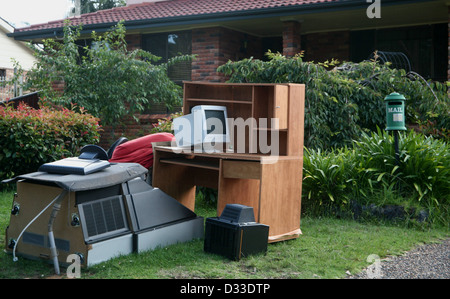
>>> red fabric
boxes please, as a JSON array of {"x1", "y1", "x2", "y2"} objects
[{"x1": 109, "y1": 133, "x2": 174, "y2": 168}]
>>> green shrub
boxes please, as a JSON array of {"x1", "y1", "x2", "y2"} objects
[
  {"x1": 302, "y1": 129, "x2": 449, "y2": 226},
  {"x1": 353, "y1": 129, "x2": 449, "y2": 205},
  {"x1": 0, "y1": 103, "x2": 101, "y2": 182},
  {"x1": 302, "y1": 146, "x2": 355, "y2": 214},
  {"x1": 340, "y1": 60, "x2": 450, "y2": 141},
  {"x1": 217, "y1": 51, "x2": 449, "y2": 149},
  {"x1": 218, "y1": 52, "x2": 361, "y2": 149}
]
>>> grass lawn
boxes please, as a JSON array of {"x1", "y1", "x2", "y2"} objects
[{"x1": 0, "y1": 189, "x2": 448, "y2": 279}]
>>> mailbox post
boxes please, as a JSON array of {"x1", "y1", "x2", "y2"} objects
[
  {"x1": 384, "y1": 92, "x2": 406, "y2": 131},
  {"x1": 384, "y1": 92, "x2": 407, "y2": 164}
]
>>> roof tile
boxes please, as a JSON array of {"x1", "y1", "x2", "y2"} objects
[{"x1": 15, "y1": 0, "x2": 339, "y2": 32}]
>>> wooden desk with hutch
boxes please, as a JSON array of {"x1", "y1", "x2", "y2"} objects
[{"x1": 152, "y1": 82, "x2": 305, "y2": 242}]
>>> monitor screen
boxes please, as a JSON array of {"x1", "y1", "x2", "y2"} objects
[
  {"x1": 205, "y1": 110, "x2": 227, "y2": 135},
  {"x1": 173, "y1": 105, "x2": 229, "y2": 148}
]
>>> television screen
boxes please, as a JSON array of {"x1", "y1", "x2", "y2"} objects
[
  {"x1": 173, "y1": 105, "x2": 229, "y2": 148},
  {"x1": 205, "y1": 110, "x2": 227, "y2": 135}
]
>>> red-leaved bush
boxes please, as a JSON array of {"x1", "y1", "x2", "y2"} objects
[{"x1": 0, "y1": 102, "x2": 101, "y2": 182}]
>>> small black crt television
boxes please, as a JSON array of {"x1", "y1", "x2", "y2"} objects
[{"x1": 204, "y1": 204, "x2": 269, "y2": 260}]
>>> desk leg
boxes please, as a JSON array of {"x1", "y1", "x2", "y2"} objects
[
  {"x1": 218, "y1": 158, "x2": 302, "y2": 242},
  {"x1": 260, "y1": 159, "x2": 302, "y2": 242}
]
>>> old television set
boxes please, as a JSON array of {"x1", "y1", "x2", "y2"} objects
[{"x1": 173, "y1": 105, "x2": 230, "y2": 148}]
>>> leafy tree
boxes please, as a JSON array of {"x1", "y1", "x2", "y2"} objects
[
  {"x1": 22, "y1": 21, "x2": 192, "y2": 127},
  {"x1": 71, "y1": 0, "x2": 126, "y2": 14}
]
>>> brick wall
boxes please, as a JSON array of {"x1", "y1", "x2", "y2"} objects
[
  {"x1": 220, "y1": 28, "x2": 263, "y2": 63},
  {"x1": 304, "y1": 30, "x2": 350, "y2": 63},
  {"x1": 51, "y1": 80, "x2": 65, "y2": 95},
  {"x1": 283, "y1": 21, "x2": 302, "y2": 57},
  {"x1": 192, "y1": 27, "x2": 263, "y2": 82},
  {"x1": 191, "y1": 28, "x2": 224, "y2": 82},
  {"x1": 98, "y1": 113, "x2": 168, "y2": 149},
  {"x1": 126, "y1": 34, "x2": 142, "y2": 51},
  {"x1": 0, "y1": 68, "x2": 15, "y2": 101}
]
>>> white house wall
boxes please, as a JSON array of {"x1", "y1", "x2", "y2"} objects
[{"x1": 0, "y1": 19, "x2": 36, "y2": 70}]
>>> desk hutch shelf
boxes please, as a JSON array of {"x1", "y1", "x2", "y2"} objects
[
  {"x1": 153, "y1": 81, "x2": 305, "y2": 242},
  {"x1": 183, "y1": 82, "x2": 304, "y2": 156}
]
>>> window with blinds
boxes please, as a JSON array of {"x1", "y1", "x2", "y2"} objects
[
  {"x1": 142, "y1": 31, "x2": 192, "y2": 85},
  {"x1": 142, "y1": 31, "x2": 191, "y2": 114}
]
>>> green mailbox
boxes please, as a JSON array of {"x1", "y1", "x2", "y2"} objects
[{"x1": 384, "y1": 92, "x2": 406, "y2": 131}]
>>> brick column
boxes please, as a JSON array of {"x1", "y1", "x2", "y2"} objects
[
  {"x1": 282, "y1": 20, "x2": 302, "y2": 57},
  {"x1": 126, "y1": 34, "x2": 142, "y2": 51},
  {"x1": 191, "y1": 27, "x2": 263, "y2": 82},
  {"x1": 191, "y1": 28, "x2": 224, "y2": 82}
]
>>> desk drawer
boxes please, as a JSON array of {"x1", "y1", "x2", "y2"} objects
[{"x1": 222, "y1": 160, "x2": 261, "y2": 180}]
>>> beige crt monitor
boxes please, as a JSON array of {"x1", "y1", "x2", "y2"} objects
[{"x1": 173, "y1": 105, "x2": 230, "y2": 148}]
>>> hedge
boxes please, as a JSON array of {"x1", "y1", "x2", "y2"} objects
[
  {"x1": 0, "y1": 103, "x2": 101, "y2": 183},
  {"x1": 217, "y1": 51, "x2": 449, "y2": 150}
]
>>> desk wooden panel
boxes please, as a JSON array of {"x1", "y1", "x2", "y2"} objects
[
  {"x1": 153, "y1": 82, "x2": 304, "y2": 242},
  {"x1": 222, "y1": 160, "x2": 261, "y2": 180},
  {"x1": 152, "y1": 146, "x2": 302, "y2": 242},
  {"x1": 152, "y1": 149, "x2": 197, "y2": 211},
  {"x1": 218, "y1": 157, "x2": 302, "y2": 242}
]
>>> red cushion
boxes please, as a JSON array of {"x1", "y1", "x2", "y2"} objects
[{"x1": 109, "y1": 133, "x2": 174, "y2": 168}]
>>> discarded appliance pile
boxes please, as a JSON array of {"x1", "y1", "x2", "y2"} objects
[{"x1": 3, "y1": 133, "x2": 268, "y2": 274}]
